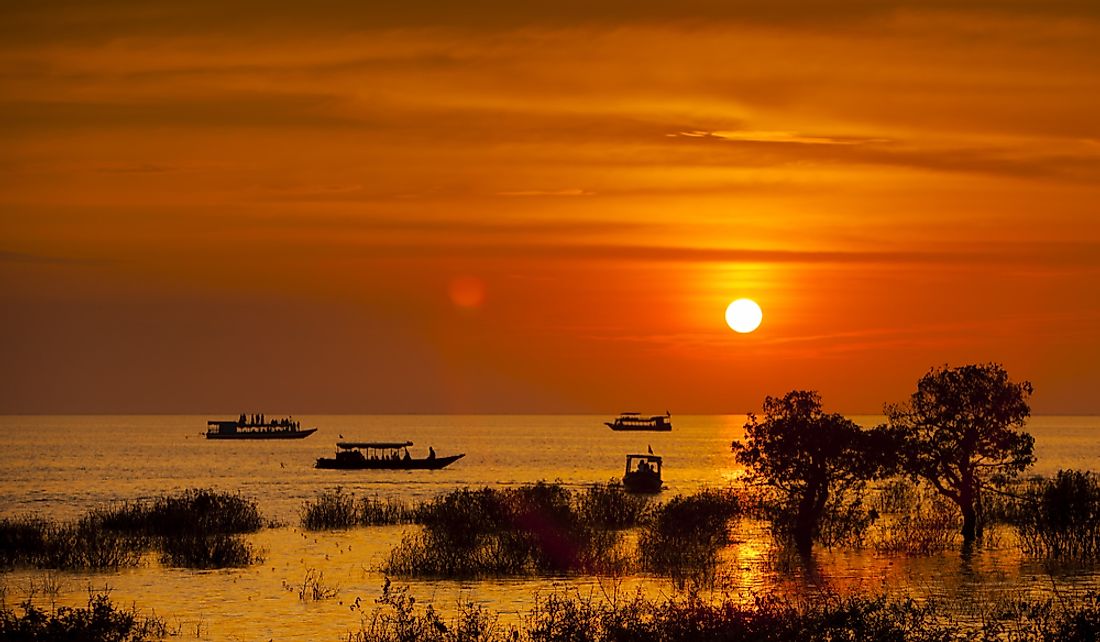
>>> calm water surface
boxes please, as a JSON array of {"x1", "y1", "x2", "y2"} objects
[{"x1": 1, "y1": 415, "x2": 1099, "y2": 641}]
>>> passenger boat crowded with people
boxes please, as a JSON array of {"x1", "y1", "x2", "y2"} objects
[
  {"x1": 605, "y1": 411, "x2": 672, "y2": 431},
  {"x1": 206, "y1": 413, "x2": 317, "y2": 439}
]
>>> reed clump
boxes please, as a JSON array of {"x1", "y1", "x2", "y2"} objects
[
  {"x1": 1009, "y1": 469, "x2": 1100, "y2": 559},
  {"x1": 351, "y1": 582, "x2": 1100, "y2": 642},
  {"x1": 575, "y1": 480, "x2": 653, "y2": 530},
  {"x1": 0, "y1": 516, "x2": 145, "y2": 570},
  {"x1": 870, "y1": 482, "x2": 960, "y2": 556},
  {"x1": 384, "y1": 482, "x2": 631, "y2": 577},
  {"x1": 0, "y1": 489, "x2": 264, "y2": 570},
  {"x1": 637, "y1": 488, "x2": 740, "y2": 580},
  {"x1": 0, "y1": 592, "x2": 170, "y2": 641},
  {"x1": 89, "y1": 488, "x2": 263, "y2": 536},
  {"x1": 301, "y1": 488, "x2": 419, "y2": 530},
  {"x1": 157, "y1": 532, "x2": 262, "y2": 568}
]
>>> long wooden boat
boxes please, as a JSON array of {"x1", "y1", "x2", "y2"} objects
[
  {"x1": 315, "y1": 441, "x2": 465, "y2": 470},
  {"x1": 206, "y1": 415, "x2": 317, "y2": 440},
  {"x1": 606, "y1": 411, "x2": 672, "y2": 431}
]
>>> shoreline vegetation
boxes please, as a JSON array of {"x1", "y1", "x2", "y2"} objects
[
  {"x1": 3, "y1": 365, "x2": 1100, "y2": 638},
  {"x1": 3, "y1": 582, "x2": 1098, "y2": 642}
]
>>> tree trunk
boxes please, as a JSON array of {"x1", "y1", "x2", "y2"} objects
[
  {"x1": 961, "y1": 503, "x2": 977, "y2": 542},
  {"x1": 960, "y1": 466, "x2": 976, "y2": 542},
  {"x1": 794, "y1": 483, "x2": 826, "y2": 554}
]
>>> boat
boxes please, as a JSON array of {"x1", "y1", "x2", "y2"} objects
[
  {"x1": 206, "y1": 414, "x2": 317, "y2": 440},
  {"x1": 315, "y1": 442, "x2": 465, "y2": 470},
  {"x1": 623, "y1": 453, "x2": 663, "y2": 493},
  {"x1": 605, "y1": 411, "x2": 672, "y2": 431}
]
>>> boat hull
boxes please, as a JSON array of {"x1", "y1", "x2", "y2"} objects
[
  {"x1": 206, "y1": 428, "x2": 317, "y2": 440},
  {"x1": 606, "y1": 423, "x2": 672, "y2": 432},
  {"x1": 315, "y1": 453, "x2": 465, "y2": 470},
  {"x1": 623, "y1": 473, "x2": 663, "y2": 493}
]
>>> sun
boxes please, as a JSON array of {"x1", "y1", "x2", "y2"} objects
[{"x1": 725, "y1": 298, "x2": 763, "y2": 333}]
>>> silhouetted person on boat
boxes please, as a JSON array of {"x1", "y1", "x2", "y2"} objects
[
  {"x1": 428, "y1": 446, "x2": 436, "y2": 460},
  {"x1": 403, "y1": 448, "x2": 411, "y2": 461}
]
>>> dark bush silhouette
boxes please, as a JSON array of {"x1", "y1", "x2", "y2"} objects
[{"x1": 1010, "y1": 470, "x2": 1100, "y2": 559}]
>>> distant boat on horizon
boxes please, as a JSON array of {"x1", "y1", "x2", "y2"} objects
[
  {"x1": 315, "y1": 441, "x2": 465, "y2": 470},
  {"x1": 205, "y1": 414, "x2": 317, "y2": 440},
  {"x1": 606, "y1": 411, "x2": 672, "y2": 431}
]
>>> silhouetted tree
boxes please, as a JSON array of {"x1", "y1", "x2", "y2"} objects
[
  {"x1": 886, "y1": 363, "x2": 1034, "y2": 543},
  {"x1": 732, "y1": 390, "x2": 891, "y2": 553}
]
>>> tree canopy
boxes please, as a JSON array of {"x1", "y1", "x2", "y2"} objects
[
  {"x1": 733, "y1": 390, "x2": 891, "y2": 553},
  {"x1": 886, "y1": 363, "x2": 1034, "y2": 542}
]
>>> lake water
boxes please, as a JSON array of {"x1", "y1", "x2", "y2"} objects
[{"x1": 1, "y1": 415, "x2": 1099, "y2": 640}]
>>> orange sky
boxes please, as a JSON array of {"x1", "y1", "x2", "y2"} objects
[{"x1": 2, "y1": 1, "x2": 1099, "y2": 413}]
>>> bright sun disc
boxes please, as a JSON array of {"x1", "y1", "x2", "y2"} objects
[{"x1": 725, "y1": 299, "x2": 763, "y2": 333}]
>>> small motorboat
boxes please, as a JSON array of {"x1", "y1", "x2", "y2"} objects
[{"x1": 623, "y1": 453, "x2": 663, "y2": 493}]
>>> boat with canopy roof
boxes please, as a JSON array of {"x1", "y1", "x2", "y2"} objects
[{"x1": 314, "y1": 441, "x2": 465, "y2": 470}]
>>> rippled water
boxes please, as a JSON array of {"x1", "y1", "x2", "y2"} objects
[{"x1": 1, "y1": 415, "x2": 1099, "y2": 641}]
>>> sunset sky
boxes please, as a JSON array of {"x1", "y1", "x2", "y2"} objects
[{"x1": 3, "y1": 1, "x2": 1099, "y2": 414}]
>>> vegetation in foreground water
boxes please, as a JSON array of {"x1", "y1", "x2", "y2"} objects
[
  {"x1": 1008, "y1": 469, "x2": 1100, "y2": 560},
  {"x1": 0, "y1": 592, "x2": 170, "y2": 642},
  {"x1": 0, "y1": 488, "x2": 264, "y2": 570},
  {"x1": 300, "y1": 488, "x2": 420, "y2": 530},
  {"x1": 352, "y1": 581, "x2": 1100, "y2": 642},
  {"x1": 638, "y1": 488, "x2": 739, "y2": 582},
  {"x1": 383, "y1": 482, "x2": 634, "y2": 577}
]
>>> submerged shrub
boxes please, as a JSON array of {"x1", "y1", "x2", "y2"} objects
[
  {"x1": 0, "y1": 517, "x2": 50, "y2": 568},
  {"x1": 575, "y1": 481, "x2": 652, "y2": 530},
  {"x1": 158, "y1": 533, "x2": 262, "y2": 569},
  {"x1": 359, "y1": 496, "x2": 419, "y2": 526},
  {"x1": 1010, "y1": 470, "x2": 1100, "y2": 559},
  {"x1": 301, "y1": 489, "x2": 420, "y2": 530},
  {"x1": 871, "y1": 483, "x2": 960, "y2": 555},
  {"x1": 301, "y1": 487, "x2": 360, "y2": 530},
  {"x1": 0, "y1": 592, "x2": 169, "y2": 641},
  {"x1": 1, "y1": 489, "x2": 265, "y2": 570},
  {"x1": 90, "y1": 488, "x2": 262, "y2": 536},
  {"x1": 0, "y1": 516, "x2": 145, "y2": 570},
  {"x1": 384, "y1": 482, "x2": 631, "y2": 577},
  {"x1": 638, "y1": 488, "x2": 740, "y2": 580}
]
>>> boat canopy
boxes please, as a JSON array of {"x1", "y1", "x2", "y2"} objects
[
  {"x1": 626, "y1": 454, "x2": 662, "y2": 462},
  {"x1": 337, "y1": 441, "x2": 414, "y2": 450}
]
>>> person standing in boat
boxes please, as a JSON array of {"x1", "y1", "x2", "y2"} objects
[{"x1": 428, "y1": 446, "x2": 436, "y2": 460}]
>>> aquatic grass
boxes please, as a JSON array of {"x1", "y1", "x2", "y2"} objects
[
  {"x1": 0, "y1": 489, "x2": 264, "y2": 570},
  {"x1": 0, "y1": 517, "x2": 146, "y2": 570},
  {"x1": 352, "y1": 582, "x2": 1100, "y2": 642},
  {"x1": 1009, "y1": 470, "x2": 1100, "y2": 559},
  {"x1": 89, "y1": 488, "x2": 263, "y2": 536},
  {"x1": 301, "y1": 487, "x2": 360, "y2": 530},
  {"x1": 359, "y1": 496, "x2": 420, "y2": 526},
  {"x1": 283, "y1": 568, "x2": 339, "y2": 601},
  {"x1": 157, "y1": 532, "x2": 262, "y2": 569},
  {"x1": 871, "y1": 486, "x2": 961, "y2": 555},
  {"x1": 0, "y1": 591, "x2": 170, "y2": 641},
  {"x1": 638, "y1": 488, "x2": 740, "y2": 581},
  {"x1": 575, "y1": 480, "x2": 653, "y2": 530},
  {"x1": 352, "y1": 581, "x2": 1100, "y2": 642},
  {"x1": 0, "y1": 517, "x2": 51, "y2": 569},
  {"x1": 383, "y1": 482, "x2": 632, "y2": 577}
]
